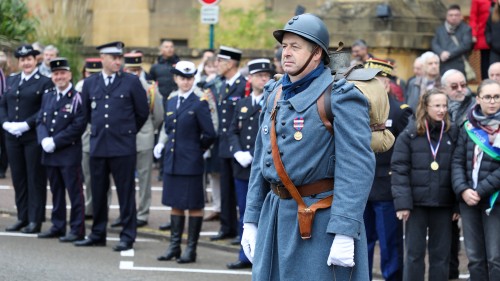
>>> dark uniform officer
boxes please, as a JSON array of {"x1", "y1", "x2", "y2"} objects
[
  {"x1": 36, "y1": 58, "x2": 87, "y2": 242},
  {"x1": 211, "y1": 46, "x2": 247, "y2": 241},
  {"x1": 1, "y1": 44, "x2": 53, "y2": 233},
  {"x1": 75, "y1": 41, "x2": 149, "y2": 251},
  {"x1": 363, "y1": 58, "x2": 413, "y2": 281},
  {"x1": 157, "y1": 61, "x2": 216, "y2": 263},
  {"x1": 226, "y1": 58, "x2": 273, "y2": 269}
]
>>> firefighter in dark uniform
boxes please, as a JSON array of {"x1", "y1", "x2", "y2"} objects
[
  {"x1": 156, "y1": 61, "x2": 216, "y2": 263},
  {"x1": 1, "y1": 44, "x2": 53, "y2": 233},
  {"x1": 36, "y1": 58, "x2": 87, "y2": 242},
  {"x1": 210, "y1": 46, "x2": 247, "y2": 241},
  {"x1": 226, "y1": 58, "x2": 273, "y2": 269},
  {"x1": 75, "y1": 41, "x2": 149, "y2": 252},
  {"x1": 363, "y1": 58, "x2": 413, "y2": 281}
]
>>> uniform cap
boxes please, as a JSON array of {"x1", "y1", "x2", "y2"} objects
[
  {"x1": 85, "y1": 58, "x2": 102, "y2": 73},
  {"x1": 247, "y1": 58, "x2": 273, "y2": 75},
  {"x1": 49, "y1": 57, "x2": 70, "y2": 71},
  {"x1": 218, "y1": 46, "x2": 242, "y2": 61},
  {"x1": 96, "y1": 41, "x2": 125, "y2": 55},
  {"x1": 14, "y1": 44, "x2": 40, "y2": 58},
  {"x1": 364, "y1": 58, "x2": 394, "y2": 78},
  {"x1": 124, "y1": 52, "x2": 142, "y2": 67},
  {"x1": 170, "y1": 61, "x2": 197, "y2": 78}
]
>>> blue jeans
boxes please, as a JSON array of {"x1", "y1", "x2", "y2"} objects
[
  {"x1": 460, "y1": 202, "x2": 500, "y2": 281},
  {"x1": 364, "y1": 200, "x2": 403, "y2": 281}
]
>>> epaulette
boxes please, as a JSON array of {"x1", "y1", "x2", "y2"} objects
[
  {"x1": 167, "y1": 94, "x2": 176, "y2": 100},
  {"x1": 400, "y1": 104, "x2": 409, "y2": 109},
  {"x1": 200, "y1": 96, "x2": 208, "y2": 102}
]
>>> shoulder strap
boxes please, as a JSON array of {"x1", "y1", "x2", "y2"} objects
[{"x1": 316, "y1": 83, "x2": 334, "y2": 135}]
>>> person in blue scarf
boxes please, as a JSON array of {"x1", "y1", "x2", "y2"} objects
[
  {"x1": 241, "y1": 14, "x2": 375, "y2": 280},
  {"x1": 452, "y1": 79, "x2": 500, "y2": 280}
]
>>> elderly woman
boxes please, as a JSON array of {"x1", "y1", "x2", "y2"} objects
[
  {"x1": 452, "y1": 79, "x2": 500, "y2": 280},
  {"x1": 155, "y1": 61, "x2": 216, "y2": 264},
  {"x1": 391, "y1": 87, "x2": 458, "y2": 281}
]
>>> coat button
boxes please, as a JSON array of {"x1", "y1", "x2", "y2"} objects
[
  {"x1": 222, "y1": 109, "x2": 226, "y2": 113},
  {"x1": 250, "y1": 117, "x2": 254, "y2": 121},
  {"x1": 248, "y1": 126, "x2": 252, "y2": 130},
  {"x1": 173, "y1": 129, "x2": 176, "y2": 133},
  {"x1": 50, "y1": 128, "x2": 54, "y2": 132},
  {"x1": 288, "y1": 105, "x2": 293, "y2": 110},
  {"x1": 15, "y1": 107, "x2": 18, "y2": 111},
  {"x1": 222, "y1": 119, "x2": 226, "y2": 123},
  {"x1": 104, "y1": 114, "x2": 108, "y2": 118},
  {"x1": 105, "y1": 95, "x2": 109, "y2": 99},
  {"x1": 246, "y1": 136, "x2": 251, "y2": 140},
  {"x1": 281, "y1": 121, "x2": 285, "y2": 126},
  {"x1": 105, "y1": 124, "x2": 109, "y2": 128},
  {"x1": 265, "y1": 162, "x2": 271, "y2": 167},
  {"x1": 171, "y1": 148, "x2": 174, "y2": 152},
  {"x1": 223, "y1": 100, "x2": 227, "y2": 104},
  {"x1": 54, "y1": 112, "x2": 58, "y2": 115},
  {"x1": 267, "y1": 149, "x2": 271, "y2": 154},
  {"x1": 281, "y1": 134, "x2": 286, "y2": 139},
  {"x1": 246, "y1": 145, "x2": 251, "y2": 149},
  {"x1": 172, "y1": 139, "x2": 175, "y2": 142},
  {"x1": 64, "y1": 115, "x2": 67, "y2": 118},
  {"x1": 174, "y1": 119, "x2": 177, "y2": 123},
  {"x1": 52, "y1": 120, "x2": 56, "y2": 124},
  {"x1": 222, "y1": 128, "x2": 227, "y2": 132},
  {"x1": 105, "y1": 104, "x2": 109, "y2": 108}
]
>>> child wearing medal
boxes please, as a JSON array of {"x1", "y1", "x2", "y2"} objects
[
  {"x1": 391, "y1": 87, "x2": 458, "y2": 281},
  {"x1": 452, "y1": 79, "x2": 500, "y2": 280}
]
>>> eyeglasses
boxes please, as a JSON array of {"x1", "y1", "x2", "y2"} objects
[
  {"x1": 479, "y1": 95, "x2": 500, "y2": 103},
  {"x1": 449, "y1": 82, "x2": 467, "y2": 91}
]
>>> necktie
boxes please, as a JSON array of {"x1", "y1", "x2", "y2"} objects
[
  {"x1": 107, "y1": 76, "x2": 112, "y2": 87},
  {"x1": 57, "y1": 92, "x2": 62, "y2": 101},
  {"x1": 177, "y1": 96, "x2": 184, "y2": 109},
  {"x1": 19, "y1": 78, "x2": 26, "y2": 86}
]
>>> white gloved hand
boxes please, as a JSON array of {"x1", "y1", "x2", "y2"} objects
[
  {"x1": 234, "y1": 151, "x2": 246, "y2": 167},
  {"x1": 327, "y1": 234, "x2": 355, "y2": 267},
  {"x1": 41, "y1": 137, "x2": 56, "y2": 153},
  {"x1": 3, "y1": 122, "x2": 22, "y2": 137},
  {"x1": 203, "y1": 149, "x2": 211, "y2": 159},
  {"x1": 240, "y1": 151, "x2": 253, "y2": 167},
  {"x1": 241, "y1": 223, "x2": 258, "y2": 263},
  {"x1": 153, "y1": 143, "x2": 165, "y2": 159},
  {"x1": 16, "y1": 122, "x2": 30, "y2": 134}
]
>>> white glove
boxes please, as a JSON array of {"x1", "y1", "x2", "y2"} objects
[
  {"x1": 240, "y1": 151, "x2": 253, "y2": 167},
  {"x1": 234, "y1": 151, "x2": 246, "y2": 167},
  {"x1": 327, "y1": 234, "x2": 355, "y2": 267},
  {"x1": 153, "y1": 143, "x2": 164, "y2": 159},
  {"x1": 241, "y1": 223, "x2": 258, "y2": 263},
  {"x1": 203, "y1": 150, "x2": 211, "y2": 159},
  {"x1": 2, "y1": 122, "x2": 21, "y2": 137},
  {"x1": 16, "y1": 122, "x2": 30, "y2": 134},
  {"x1": 41, "y1": 137, "x2": 56, "y2": 153}
]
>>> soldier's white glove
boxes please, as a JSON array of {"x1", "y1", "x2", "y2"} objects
[
  {"x1": 41, "y1": 137, "x2": 56, "y2": 153},
  {"x1": 240, "y1": 151, "x2": 253, "y2": 167},
  {"x1": 234, "y1": 151, "x2": 246, "y2": 167},
  {"x1": 2, "y1": 122, "x2": 20, "y2": 136},
  {"x1": 327, "y1": 234, "x2": 355, "y2": 267},
  {"x1": 153, "y1": 143, "x2": 164, "y2": 159},
  {"x1": 241, "y1": 223, "x2": 257, "y2": 263},
  {"x1": 203, "y1": 150, "x2": 211, "y2": 159},
  {"x1": 16, "y1": 122, "x2": 30, "y2": 134}
]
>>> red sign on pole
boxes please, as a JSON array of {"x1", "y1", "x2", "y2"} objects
[{"x1": 198, "y1": 0, "x2": 220, "y2": 5}]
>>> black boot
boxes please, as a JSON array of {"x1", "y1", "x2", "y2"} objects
[
  {"x1": 177, "y1": 216, "x2": 202, "y2": 264},
  {"x1": 157, "y1": 215, "x2": 185, "y2": 261}
]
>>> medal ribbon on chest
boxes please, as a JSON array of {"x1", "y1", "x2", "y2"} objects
[{"x1": 425, "y1": 120, "x2": 445, "y2": 171}]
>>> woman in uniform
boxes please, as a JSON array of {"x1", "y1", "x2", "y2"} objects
[
  {"x1": 0, "y1": 44, "x2": 53, "y2": 233},
  {"x1": 155, "y1": 61, "x2": 216, "y2": 263}
]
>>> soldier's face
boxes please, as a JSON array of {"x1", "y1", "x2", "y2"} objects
[
  {"x1": 18, "y1": 55, "x2": 37, "y2": 75},
  {"x1": 51, "y1": 69, "x2": 72, "y2": 91},
  {"x1": 281, "y1": 33, "x2": 321, "y2": 81},
  {"x1": 250, "y1": 72, "x2": 271, "y2": 93},
  {"x1": 101, "y1": 54, "x2": 122, "y2": 74},
  {"x1": 217, "y1": 58, "x2": 232, "y2": 77},
  {"x1": 444, "y1": 72, "x2": 467, "y2": 102},
  {"x1": 174, "y1": 75, "x2": 194, "y2": 92}
]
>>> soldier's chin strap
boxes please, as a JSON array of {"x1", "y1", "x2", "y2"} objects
[{"x1": 288, "y1": 45, "x2": 320, "y2": 77}]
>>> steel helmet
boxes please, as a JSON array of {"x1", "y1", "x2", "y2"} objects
[{"x1": 273, "y1": 13, "x2": 330, "y2": 64}]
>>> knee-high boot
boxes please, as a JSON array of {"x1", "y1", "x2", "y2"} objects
[
  {"x1": 177, "y1": 216, "x2": 203, "y2": 264},
  {"x1": 157, "y1": 215, "x2": 185, "y2": 261}
]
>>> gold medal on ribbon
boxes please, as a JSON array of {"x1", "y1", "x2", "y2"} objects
[
  {"x1": 294, "y1": 131, "x2": 303, "y2": 141},
  {"x1": 430, "y1": 161, "x2": 439, "y2": 171}
]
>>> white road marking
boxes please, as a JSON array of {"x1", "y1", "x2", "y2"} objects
[
  {"x1": 120, "y1": 249, "x2": 135, "y2": 257},
  {"x1": 0, "y1": 185, "x2": 10, "y2": 190},
  {"x1": 0, "y1": 232, "x2": 156, "y2": 243},
  {"x1": 119, "y1": 261, "x2": 252, "y2": 275}
]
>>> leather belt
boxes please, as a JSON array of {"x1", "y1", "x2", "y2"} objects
[{"x1": 270, "y1": 179, "x2": 334, "y2": 199}]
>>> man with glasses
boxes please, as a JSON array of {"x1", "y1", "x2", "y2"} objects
[{"x1": 442, "y1": 69, "x2": 476, "y2": 126}]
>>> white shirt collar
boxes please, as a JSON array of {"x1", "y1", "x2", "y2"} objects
[
  {"x1": 21, "y1": 70, "x2": 37, "y2": 82},
  {"x1": 101, "y1": 72, "x2": 116, "y2": 84},
  {"x1": 57, "y1": 83, "x2": 73, "y2": 97}
]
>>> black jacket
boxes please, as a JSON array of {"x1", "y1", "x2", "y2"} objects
[
  {"x1": 149, "y1": 55, "x2": 180, "y2": 99},
  {"x1": 452, "y1": 123, "x2": 500, "y2": 209},
  {"x1": 369, "y1": 96, "x2": 412, "y2": 201},
  {"x1": 486, "y1": 14, "x2": 500, "y2": 53},
  {"x1": 391, "y1": 119, "x2": 458, "y2": 210}
]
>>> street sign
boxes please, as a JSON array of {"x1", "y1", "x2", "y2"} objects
[
  {"x1": 198, "y1": 0, "x2": 220, "y2": 6},
  {"x1": 201, "y1": 5, "x2": 219, "y2": 24}
]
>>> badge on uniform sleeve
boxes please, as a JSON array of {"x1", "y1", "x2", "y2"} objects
[
  {"x1": 241, "y1": 106, "x2": 248, "y2": 113},
  {"x1": 91, "y1": 101, "x2": 96, "y2": 109},
  {"x1": 293, "y1": 117, "x2": 304, "y2": 141}
]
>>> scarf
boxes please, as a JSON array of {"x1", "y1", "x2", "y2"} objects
[
  {"x1": 470, "y1": 104, "x2": 500, "y2": 148},
  {"x1": 281, "y1": 62, "x2": 325, "y2": 100},
  {"x1": 445, "y1": 21, "x2": 458, "y2": 34}
]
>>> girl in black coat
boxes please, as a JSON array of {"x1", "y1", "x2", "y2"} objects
[
  {"x1": 452, "y1": 79, "x2": 500, "y2": 280},
  {"x1": 391, "y1": 88, "x2": 458, "y2": 281}
]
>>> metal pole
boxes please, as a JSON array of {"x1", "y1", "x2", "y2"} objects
[{"x1": 209, "y1": 24, "x2": 214, "y2": 49}]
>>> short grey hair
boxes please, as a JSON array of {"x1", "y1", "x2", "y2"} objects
[
  {"x1": 352, "y1": 39, "x2": 368, "y2": 49},
  {"x1": 441, "y1": 69, "x2": 464, "y2": 86},
  {"x1": 420, "y1": 51, "x2": 439, "y2": 64},
  {"x1": 43, "y1": 45, "x2": 59, "y2": 55}
]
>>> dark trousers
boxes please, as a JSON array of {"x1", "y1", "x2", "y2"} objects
[
  {"x1": 5, "y1": 133, "x2": 46, "y2": 223},
  {"x1": 46, "y1": 165, "x2": 85, "y2": 236},
  {"x1": 491, "y1": 50, "x2": 500, "y2": 65},
  {"x1": 364, "y1": 200, "x2": 403, "y2": 281},
  {"x1": 0, "y1": 129, "x2": 8, "y2": 173},
  {"x1": 89, "y1": 155, "x2": 137, "y2": 244},
  {"x1": 460, "y1": 202, "x2": 500, "y2": 281},
  {"x1": 480, "y1": 49, "x2": 491, "y2": 80},
  {"x1": 219, "y1": 158, "x2": 237, "y2": 236},
  {"x1": 449, "y1": 219, "x2": 461, "y2": 279},
  {"x1": 234, "y1": 178, "x2": 250, "y2": 263},
  {"x1": 403, "y1": 206, "x2": 452, "y2": 281}
]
